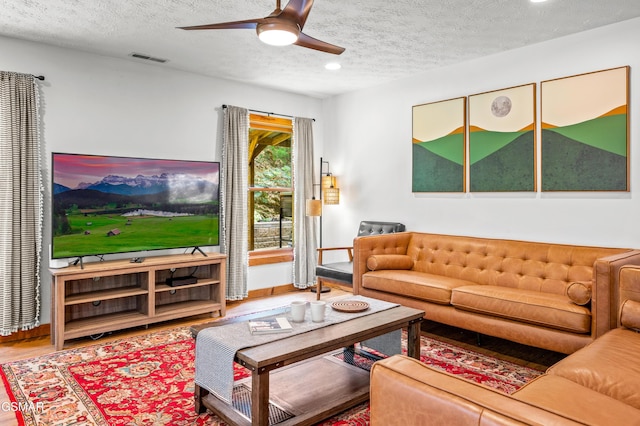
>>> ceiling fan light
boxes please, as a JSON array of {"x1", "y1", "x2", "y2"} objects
[
  {"x1": 257, "y1": 22, "x2": 299, "y2": 46},
  {"x1": 259, "y1": 29, "x2": 298, "y2": 46}
]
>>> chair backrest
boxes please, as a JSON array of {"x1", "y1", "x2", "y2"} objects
[{"x1": 357, "y1": 221, "x2": 405, "y2": 237}]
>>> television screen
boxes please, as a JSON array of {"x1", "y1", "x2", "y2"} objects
[{"x1": 51, "y1": 153, "x2": 220, "y2": 260}]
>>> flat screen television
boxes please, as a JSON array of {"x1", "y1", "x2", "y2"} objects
[{"x1": 51, "y1": 152, "x2": 220, "y2": 260}]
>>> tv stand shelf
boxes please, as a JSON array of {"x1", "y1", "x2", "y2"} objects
[{"x1": 50, "y1": 253, "x2": 226, "y2": 350}]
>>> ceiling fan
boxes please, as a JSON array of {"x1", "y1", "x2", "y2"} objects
[{"x1": 178, "y1": 0, "x2": 345, "y2": 55}]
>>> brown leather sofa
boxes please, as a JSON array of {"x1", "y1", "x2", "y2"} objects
[
  {"x1": 353, "y1": 232, "x2": 640, "y2": 354},
  {"x1": 369, "y1": 267, "x2": 640, "y2": 425}
]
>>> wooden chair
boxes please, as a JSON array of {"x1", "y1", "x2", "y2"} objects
[{"x1": 314, "y1": 221, "x2": 405, "y2": 299}]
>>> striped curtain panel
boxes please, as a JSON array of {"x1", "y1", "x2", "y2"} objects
[
  {"x1": 221, "y1": 105, "x2": 249, "y2": 300},
  {"x1": 0, "y1": 72, "x2": 43, "y2": 335},
  {"x1": 292, "y1": 117, "x2": 317, "y2": 288}
]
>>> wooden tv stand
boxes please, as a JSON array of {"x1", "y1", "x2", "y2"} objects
[{"x1": 50, "y1": 253, "x2": 226, "y2": 350}]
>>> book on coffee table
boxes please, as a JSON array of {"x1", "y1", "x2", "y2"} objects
[{"x1": 248, "y1": 317, "x2": 293, "y2": 334}]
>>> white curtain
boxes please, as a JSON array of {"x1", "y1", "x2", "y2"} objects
[
  {"x1": 0, "y1": 72, "x2": 43, "y2": 335},
  {"x1": 292, "y1": 117, "x2": 318, "y2": 288},
  {"x1": 221, "y1": 105, "x2": 249, "y2": 300}
]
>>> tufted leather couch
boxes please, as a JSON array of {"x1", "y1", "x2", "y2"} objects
[
  {"x1": 369, "y1": 266, "x2": 640, "y2": 425},
  {"x1": 353, "y1": 232, "x2": 640, "y2": 354}
]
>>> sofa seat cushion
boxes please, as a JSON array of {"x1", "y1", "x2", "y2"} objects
[
  {"x1": 451, "y1": 285, "x2": 591, "y2": 333},
  {"x1": 513, "y1": 374, "x2": 640, "y2": 424},
  {"x1": 362, "y1": 270, "x2": 473, "y2": 305},
  {"x1": 546, "y1": 327, "x2": 640, "y2": 409}
]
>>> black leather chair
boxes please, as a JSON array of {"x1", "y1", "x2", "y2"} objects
[{"x1": 314, "y1": 221, "x2": 406, "y2": 299}]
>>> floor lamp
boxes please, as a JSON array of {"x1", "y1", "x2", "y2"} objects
[{"x1": 306, "y1": 157, "x2": 339, "y2": 294}]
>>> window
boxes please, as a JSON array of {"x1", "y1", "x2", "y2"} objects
[{"x1": 248, "y1": 114, "x2": 293, "y2": 264}]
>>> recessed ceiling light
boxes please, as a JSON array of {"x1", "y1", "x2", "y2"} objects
[
  {"x1": 530, "y1": 0, "x2": 548, "y2": 3},
  {"x1": 325, "y1": 62, "x2": 341, "y2": 71}
]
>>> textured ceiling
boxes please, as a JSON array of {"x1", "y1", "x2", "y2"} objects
[{"x1": 2, "y1": 0, "x2": 640, "y2": 98}]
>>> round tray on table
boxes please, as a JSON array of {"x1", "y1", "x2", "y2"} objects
[{"x1": 331, "y1": 300, "x2": 370, "y2": 313}]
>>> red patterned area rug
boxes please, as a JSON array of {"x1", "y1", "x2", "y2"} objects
[{"x1": 1, "y1": 327, "x2": 543, "y2": 425}]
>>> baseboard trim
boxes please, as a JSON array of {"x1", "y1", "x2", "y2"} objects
[
  {"x1": 0, "y1": 323, "x2": 50, "y2": 343},
  {"x1": 247, "y1": 283, "x2": 302, "y2": 299}
]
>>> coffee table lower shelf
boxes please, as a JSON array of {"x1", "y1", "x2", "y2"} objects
[{"x1": 199, "y1": 352, "x2": 371, "y2": 426}]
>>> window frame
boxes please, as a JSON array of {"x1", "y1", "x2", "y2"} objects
[{"x1": 248, "y1": 114, "x2": 293, "y2": 264}]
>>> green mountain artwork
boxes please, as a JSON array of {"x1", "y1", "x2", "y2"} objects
[
  {"x1": 542, "y1": 112, "x2": 627, "y2": 191},
  {"x1": 412, "y1": 131, "x2": 464, "y2": 192},
  {"x1": 469, "y1": 128, "x2": 535, "y2": 192}
]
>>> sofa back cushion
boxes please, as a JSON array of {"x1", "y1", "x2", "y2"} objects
[{"x1": 406, "y1": 233, "x2": 625, "y2": 295}]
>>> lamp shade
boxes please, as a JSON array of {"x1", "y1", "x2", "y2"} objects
[
  {"x1": 322, "y1": 175, "x2": 337, "y2": 190},
  {"x1": 306, "y1": 198, "x2": 322, "y2": 216},
  {"x1": 323, "y1": 187, "x2": 340, "y2": 205}
]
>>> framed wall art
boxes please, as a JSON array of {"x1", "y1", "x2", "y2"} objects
[
  {"x1": 541, "y1": 66, "x2": 629, "y2": 191},
  {"x1": 412, "y1": 97, "x2": 466, "y2": 192},
  {"x1": 468, "y1": 83, "x2": 536, "y2": 192}
]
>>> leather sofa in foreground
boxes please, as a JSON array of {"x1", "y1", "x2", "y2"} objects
[
  {"x1": 353, "y1": 232, "x2": 640, "y2": 354},
  {"x1": 369, "y1": 266, "x2": 640, "y2": 425}
]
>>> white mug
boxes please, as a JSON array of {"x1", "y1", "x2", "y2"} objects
[
  {"x1": 290, "y1": 300, "x2": 306, "y2": 322},
  {"x1": 310, "y1": 300, "x2": 326, "y2": 322}
]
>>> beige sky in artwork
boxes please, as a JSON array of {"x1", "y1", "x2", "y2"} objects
[
  {"x1": 542, "y1": 67, "x2": 627, "y2": 127},
  {"x1": 470, "y1": 84, "x2": 535, "y2": 132},
  {"x1": 413, "y1": 97, "x2": 465, "y2": 142}
]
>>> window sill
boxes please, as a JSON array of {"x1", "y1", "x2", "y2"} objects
[{"x1": 249, "y1": 248, "x2": 294, "y2": 266}]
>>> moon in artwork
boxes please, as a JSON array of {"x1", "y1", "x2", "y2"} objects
[{"x1": 491, "y1": 96, "x2": 512, "y2": 117}]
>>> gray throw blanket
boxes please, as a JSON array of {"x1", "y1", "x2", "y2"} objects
[{"x1": 195, "y1": 295, "x2": 399, "y2": 403}]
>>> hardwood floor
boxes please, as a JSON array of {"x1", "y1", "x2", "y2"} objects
[{"x1": 0, "y1": 286, "x2": 566, "y2": 425}]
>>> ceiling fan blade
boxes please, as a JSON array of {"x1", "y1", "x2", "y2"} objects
[
  {"x1": 178, "y1": 18, "x2": 264, "y2": 31},
  {"x1": 279, "y1": 0, "x2": 314, "y2": 29},
  {"x1": 295, "y1": 32, "x2": 345, "y2": 55}
]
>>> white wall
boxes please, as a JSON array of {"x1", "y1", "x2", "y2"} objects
[
  {"x1": 0, "y1": 35, "x2": 323, "y2": 324},
  {"x1": 5, "y1": 16, "x2": 640, "y2": 326},
  {"x1": 321, "y1": 17, "x2": 640, "y2": 256}
]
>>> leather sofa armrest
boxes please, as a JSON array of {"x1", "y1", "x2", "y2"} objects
[
  {"x1": 592, "y1": 250, "x2": 640, "y2": 337},
  {"x1": 370, "y1": 355, "x2": 575, "y2": 426},
  {"x1": 352, "y1": 232, "x2": 411, "y2": 295},
  {"x1": 317, "y1": 246, "x2": 354, "y2": 264}
]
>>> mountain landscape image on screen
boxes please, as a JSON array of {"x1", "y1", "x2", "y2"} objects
[{"x1": 52, "y1": 153, "x2": 220, "y2": 259}]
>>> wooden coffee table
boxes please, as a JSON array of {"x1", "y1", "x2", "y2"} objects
[{"x1": 193, "y1": 304, "x2": 424, "y2": 426}]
